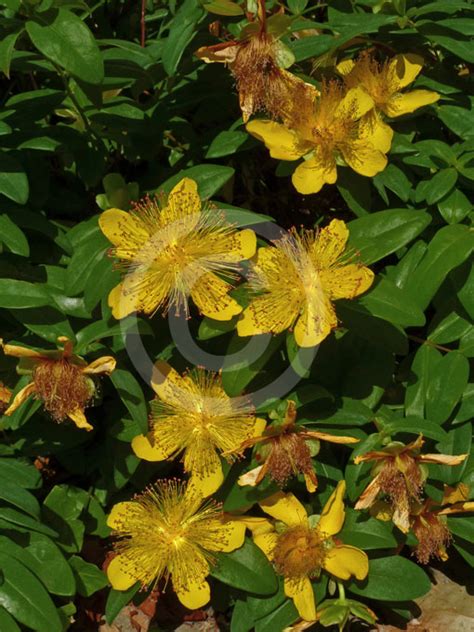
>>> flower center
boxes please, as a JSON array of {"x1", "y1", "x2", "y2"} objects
[
  {"x1": 33, "y1": 359, "x2": 92, "y2": 421},
  {"x1": 274, "y1": 525, "x2": 326, "y2": 578},
  {"x1": 266, "y1": 433, "x2": 313, "y2": 486}
]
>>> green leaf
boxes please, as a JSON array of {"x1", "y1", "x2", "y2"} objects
[
  {"x1": 26, "y1": 9, "x2": 104, "y2": 84},
  {"x1": 0, "y1": 152, "x2": 29, "y2": 204},
  {"x1": 425, "y1": 168, "x2": 458, "y2": 205},
  {"x1": 0, "y1": 479, "x2": 40, "y2": 519},
  {"x1": 24, "y1": 532, "x2": 76, "y2": 597},
  {"x1": 338, "y1": 510, "x2": 398, "y2": 550},
  {"x1": 69, "y1": 556, "x2": 108, "y2": 597},
  {"x1": 438, "y1": 105, "x2": 474, "y2": 140},
  {"x1": 418, "y1": 22, "x2": 474, "y2": 63},
  {"x1": 433, "y1": 423, "x2": 472, "y2": 485},
  {"x1": 359, "y1": 277, "x2": 426, "y2": 328},
  {"x1": 347, "y1": 556, "x2": 431, "y2": 601},
  {"x1": 0, "y1": 458, "x2": 42, "y2": 489},
  {"x1": 0, "y1": 508, "x2": 58, "y2": 537},
  {"x1": 406, "y1": 225, "x2": 473, "y2": 311},
  {"x1": 385, "y1": 416, "x2": 448, "y2": 442},
  {"x1": 0, "y1": 607, "x2": 21, "y2": 632},
  {"x1": 206, "y1": 131, "x2": 252, "y2": 159},
  {"x1": 438, "y1": 188, "x2": 472, "y2": 224},
  {"x1": 426, "y1": 351, "x2": 469, "y2": 424},
  {"x1": 405, "y1": 345, "x2": 442, "y2": 417},
  {"x1": 0, "y1": 280, "x2": 51, "y2": 309},
  {"x1": 161, "y1": 1, "x2": 203, "y2": 75},
  {"x1": 0, "y1": 214, "x2": 29, "y2": 256},
  {"x1": 254, "y1": 598, "x2": 298, "y2": 632},
  {"x1": 110, "y1": 369, "x2": 148, "y2": 435},
  {"x1": 0, "y1": 551, "x2": 62, "y2": 632},
  {"x1": 289, "y1": 34, "x2": 333, "y2": 62},
  {"x1": 105, "y1": 584, "x2": 140, "y2": 625},
  {"x1": 348, "y1": 209, "x2": 431, "y2": 265},
  {"x1": 160, "y1": 164, "x2": 235, "y2": 198},
  {"x1": 0, "y1": 31, "x2": 21, "y2": 78},
  {"x1": 204, "y1": 0, "x2": 244, "y2": 16},
  {"x1": 211, "y1": 538, "x2": 278, "y2": 595}
]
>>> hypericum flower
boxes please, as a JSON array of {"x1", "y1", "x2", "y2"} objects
[
  {"x1": 99, "y1": 177, "x2": 256, "y2": 320},
  {"x1": 107, "y1": 479, "x2": 246, "y2": 609},
  {"x1": 354, "y1": 435, "x2": 467, "y2": 533},
  {"x1": 195, "y1": 1, "x2": 317, "y2": 124},
  {"x1": 246, "y1": 81, "x2": 389, "y2": 194},
  {"x1": 0, "y1": 382, "x2": 12, "y2": 413},
  {"x1": 132, "y1": 361, "x2": 265, "y2": 497},
  {"x1": 1, "y1": 337, "x2": 115, "y2": 431},
  {"x1": 338, "y1": 52, "x2": 439, "y2": 118},
  {"x1": 236, "y1": 400, "x2": 359, "y2": 492},
  {"x1": 237, "y1": 219, "x2": 374, "y2": 347},
  {"x1": 249, "y1": 481, "x2": 368, "y2": 620}
]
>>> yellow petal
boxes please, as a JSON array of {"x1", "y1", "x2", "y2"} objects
[
  {"x1": 237, "y1": 294, "x2": 299, "y2": 337},
  {"x1": 418, "y1": 453, "x2": 467, "y2": 465},
  {"x1": 191, "y1": 272, "x2": 242, "y2": 321},
  {"x1": 4, "y1": 382, "x2": 36, "y2": 416},
  {"x1": 107, "y1": 501, "x2": 135, "y2": 529},
  {"x1": 354, "y1": 474, "x2": 382, "y2": 511},
  {"x1": 390, "y1": 53, "x2": 424, "y2": 89},
  {"x1": 294, "y1": 297, "x2": 337, "y2": 347},
  {"x1": 175, "y1": 577, "x2": 211, "y2": 610},
  {"x1": 342, "y1": 141, "x2": 387, "y2": 177},
  {"x1": 360, "y1": 111, "x2": 393, "y2": 154},
  {"x1": 238, "y1": 464, "x2": 265, "y2": 487},
  {"x1": 284, "y1": 577, "x2": 317, "y2": 621},
  {"x1": 318, "y1": 480, "x2": 346, "y2": 537},
  {"x1": 246, "y1": 120, "x2": 312, "y2": 161},
  {"x1": 2, "y1": 343, "x2": 44, "y2": 359},
  {"x1": 220, "y1": 228, "x2": 257, "y2": 261},
  {"x1": 302, "y1": 430, "x2": 359, "y2": 445},
  {"x1": 83, "y1": 356, "x2": 116, "y2": 375},
  {"x1": 150, "y1": 360, "x2": 183, "y2": 400},
  {"x1": 236, "y1": 516, "x2": 274, "y2": 536},
  {"x1": 99, "y1": 209, "x2": 148, "y2": 259},
  {"x1": 304, "y1": 472, "x2": 318, "y2": 493},
  {"x1": 188, "y1": 456, "x2": 224, "y2": 498},
  {"x1": 160, "y1": 177, "x2": 201, "y2": 229},
  {"x1": 320, "y1": 264, "x2": 374, "y2": 301},
  {"x1": 253, "y1": 417, "x2": 267, "y2": 436},
  {"x1": 131, "y1": 433, "x2": 178, "y2": 461},
  {"x1": 385, "y1": 90, "x2": 439, "y2": 117},
  {"x1": 212, "y1": 519, "x2": 246, "y2": 553},
  {"x1": 292, "y1": 154, "x2": 337, "y2": 195},
  {"x1": 195, "y1": 42, "x2": 238, "y2": 64},
  {"x1": 310, "y1": 219, "x2": 349, "y2": 268},
  {"x1": 336, "y1": 58, "x2": 355, "y2": 76},
  {"x1": 67, "y1": 408, "x2": 93, "y2": 431},
  {"x1": 108, "y1": 282, "x2": 139, "y2": 319},
  {"x1": 254, "y1": 531, "x2": 278, "y2": 560},
  {"x1": 323, "y1": 545, "x2": 368, "y2": 580},
  {"x1": 107, "y1": 555, "x2": 137, "y2": 591},
  {"x1": 259, "y1": 491, "x2": 307, "y2": 526},
  {"x1": 336, "y1": 87, "x2": 374, "y2": 120}
]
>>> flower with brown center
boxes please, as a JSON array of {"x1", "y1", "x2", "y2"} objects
[
  {"x1": 1, "y1": 337, "x2": 116, "y2": 430},
  {"x1": 248, "y1": 481, "x2": 368, "y2": 621},
  {"x1": 235, "y1": 400, "x2": 359, "y2": 492},
  {"x1": 354, "y1": 435, "x2": 467, "y2": 533},
  {"x1": 195, "y1": 0, "x2": 317, "y2": 124}
]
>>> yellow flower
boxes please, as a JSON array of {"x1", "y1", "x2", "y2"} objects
[
  {"x1": 248, "y1": 481, "x2": 368, "y2": 621},
  {"x1": 132, "y1": 361, "x2": 265, "y2": 497},
  {"x1": 0, "y1": 381, "x2": 12, "y2": 413},
  {"x1": 237, "y1": 219, "x2": 374, "y2": 347},
  {"x1": 236, "y1": 400, "x2": 359, "y2": 492},
  {"x1": 1, "y1": 336, "x2": 115, "y2": 431},
  {"x1": 354, "y1": 435, "x2": 467, "y2": 533},
  {"x1": 246, "y1": 81, "x2": 389, "y2": 194},
  {"x1": 338, "y1": 52, "x2": 439, "y2": 118},
  {"x1": 107, "y1": 479, "x2": 246, "y2": 609},
  {"x1": 99, "y1": 177, "x2": 256, "y2": 320}
]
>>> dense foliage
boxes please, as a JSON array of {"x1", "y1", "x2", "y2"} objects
[{"x1": 0, "y1": 0, "x2": 473, "y2": 630}]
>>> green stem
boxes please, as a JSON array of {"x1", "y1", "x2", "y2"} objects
[{"x1": 337, "y1": 581, "x2": 346, "y2": 603}]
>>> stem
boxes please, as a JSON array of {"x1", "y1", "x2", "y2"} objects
[
  {"x1": 140, "y1": 0, "x2": 146, "y2": 47},
  {"x1": 408, "y1": 335, "x2": 452, "y2": 354},
  {"x1": 337, "y1": 581, "x2": 346, "y2": 603}
]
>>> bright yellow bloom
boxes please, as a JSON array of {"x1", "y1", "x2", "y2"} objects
[
  {"x1": 132, "y1": 361, "x2": 265, "y2": 497},
  {"x1": 99, "y1": 177, "x2": 256, "y2": 320},
  {"x1": 246, "y1": 81, "x2": 389, "y2": 194},
  {"x1": 248, "y1": 481, "x2": 368, "y2": 621},
  {"x1": 236, "y1": 400, "x2": 359, "y2": 492},
  {"x1": 237, "y1": 219, "x2": 373, "y2": 347},
  {"x1": 107, "y1": 479, "x2": 246, "y2": 609},
  {"x1": 354, "y1": 435, "x2": 467, "y2": 533},
  {"x1": 1, "y1": 337, "x2": 115, "y2": 431},
  {"x1": 338, "y1": 52, "x2": 439, "y2": 118}
]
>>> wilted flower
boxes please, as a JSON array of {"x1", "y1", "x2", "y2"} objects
[
  {"x1": 1, "y1": 337, "x2": 115, "y2": 430},
  {"x1": 249, "y1": 481, "x2": 368, "y2": 620},
  {"x1": 236, "y1": 400, "x2": 359, "y2": 492},
  {"x1": 195, "y1": 2, "x2": 317, "y2": 124},
  {"x1": 354, "y1": 435, "x2": 467, "y2": 533},
  {"x1": 132, "y1": 361, "x2": 264, "y2": 497},
  {"x1": 99, "y1": 177, "x2": 256, "y2": 320},
  {"x1": 107, "y1": 479, "x2": 245, "y2": 609},
  {"x1": 0, "y1": 382, "x2": 12, "y2": 413},
  {"x1": 237, "y1": 219, "x2": 374, "y2": 347},
  {"x1": 247, "y1": 81, "x2": 389, "y2": 194}
]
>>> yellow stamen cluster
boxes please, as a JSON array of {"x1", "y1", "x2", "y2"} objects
[{"x1": 274, "y1": 524, "x2": 327, "y2": 578}]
